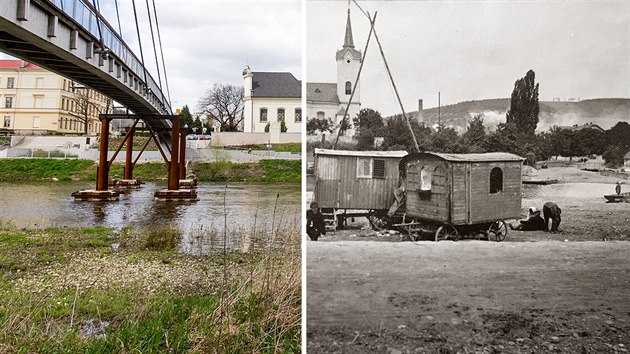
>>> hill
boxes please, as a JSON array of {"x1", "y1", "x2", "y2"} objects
[{"x1": 399, "y1": 98, "x2": 630, "y2": 132}]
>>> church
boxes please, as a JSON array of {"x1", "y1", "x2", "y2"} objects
[{"x1": 307, "y1": 7, "x2": 362, "y2": 137}]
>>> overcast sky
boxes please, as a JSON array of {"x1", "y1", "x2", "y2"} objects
[
  {"x1": 307, "y1": 0, "x2": 630, "y2": 116},
  {"x1": 2, "y1": 0, "x2": 302, "y2": 115}
]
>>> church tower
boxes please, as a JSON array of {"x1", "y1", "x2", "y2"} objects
[{"x1": 336, "y1": 6, "x2": 361, "y2": 112}]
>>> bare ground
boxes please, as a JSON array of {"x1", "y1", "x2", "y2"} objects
[{"x1": 307, "y1": 167, "x2": 630, "y2": 353}]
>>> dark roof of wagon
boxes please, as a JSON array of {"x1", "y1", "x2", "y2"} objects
[
  {"x1": 315, "y1": 148, "x2": 408, "y2": 158},
  {"x1": 252, "y1": 72, "x2": 301, "y2": 98}
]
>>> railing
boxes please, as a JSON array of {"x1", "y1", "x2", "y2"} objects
[{"x1": 46, "y1": 0, "x2": 169, "y2": 113}]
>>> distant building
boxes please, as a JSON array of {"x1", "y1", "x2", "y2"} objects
[
  {"x1": 242, "y1": 66, "x2": 301, "y2": 133},
  {"x1": 558, "y1": 122, "x2": 605, "y2": 133},
  {"x1": 307, "y1": 6, "x2": 361, "y2": 137},
  {"x1": 0, "y1": 60, "x2": 112, "y2": 135},
  {"x1": 625, "y1": 151, "x2": 630, "y2": 167}
]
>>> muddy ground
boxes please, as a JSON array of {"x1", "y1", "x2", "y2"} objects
[{"x1": 307, "y1": 167, "x2": 630, "y2": 353}]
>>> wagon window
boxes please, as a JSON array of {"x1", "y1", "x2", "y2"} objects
[
  {"x1": 420, "y1": 166, "x2": 432, "y2": 191},
  {"x1": 357, "y1": 157, "x2": 372, "y2": 178},
  {"x1": 490, "y1": 167, "x2": 503, "y2": 193},
  {"x1": 373, "y1": 159, "x2": 385, "y2": 178}
]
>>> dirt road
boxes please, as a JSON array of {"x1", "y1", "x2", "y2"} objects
[{"x1": 307, "y1": 241, "x2": 630, "y2": 353}]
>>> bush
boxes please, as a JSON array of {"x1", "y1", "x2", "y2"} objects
[{"x1": 141, "y1": 226, "x2": 182, "y2": 251}]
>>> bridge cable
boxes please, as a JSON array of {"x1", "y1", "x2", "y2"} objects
[
  {"x1": 131, "y1": 0, "x2": 150, "y2": 90},
  {"x1": 151, "y1": 0, "x2": 172, "y2": 107},
  {"x1": 144, "y1": 0, "x2": 165, "y2": 105},
  {"x1": 91, "y1": 0, "x2": 105, "y2": 49},
  {"x1": 114, "y1": 0, "x2": 123, "y2": 39}
]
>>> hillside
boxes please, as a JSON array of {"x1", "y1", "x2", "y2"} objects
[{"x1": 400, "y1": 98, "x2": 630, "y2": 132}]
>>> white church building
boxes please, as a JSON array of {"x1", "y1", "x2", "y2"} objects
[
  {"x1": 307, "y1": 8, "x2": 362, "y2": 137},
  {"x1": 242, "y1": 66, "x2": 301, "y2": 133}
]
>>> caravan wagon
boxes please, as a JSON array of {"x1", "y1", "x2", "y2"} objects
[
  {"x1": 393, "y1": 152, "x2": 524, "y2": 241},
  {"x1": 313, "y1": 148, "x2": 408, "y2": 230}
]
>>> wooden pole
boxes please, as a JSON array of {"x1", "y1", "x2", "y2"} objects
[
  {"x1": 124, "y1": 127, "x2": 134, "y2": 179},
  {"x1": 179, "y1": 127, "x2": 187, "y2": 179}
]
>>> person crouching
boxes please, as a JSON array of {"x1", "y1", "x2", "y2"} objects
[
  {"x1": 509, "y1": 207, "x2": 546, "y2": 231},
  {"x1": 543, "y1": 202, "x2": 562, "y2": 233},
  {"x1": 307, "y1": 201, "x2": 326, "y2": 241}
]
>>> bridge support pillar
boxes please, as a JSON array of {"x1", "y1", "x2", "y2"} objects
[
  {"x1": 155, "y1": 116, "x2": 197, "y2": 201},
  {"x1": 72, "y1": 116, "x2": 120, "y2": 201},
  {"x1": 177, "y1": 126, "x2": 197, "y2": 189},
  {"x1": 119, "y1": 128, "x2": 141, "y2": 188}
]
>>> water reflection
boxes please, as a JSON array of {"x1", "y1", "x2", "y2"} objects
[{"x1": 0, "y1": 181, "x2": 300, "y2": 252}]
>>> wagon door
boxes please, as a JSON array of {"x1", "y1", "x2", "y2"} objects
[
  {"x1": 315, "y1": 155, "x2": 340, "y2": 209},
  {"x1": 431, "y1": 165, "x2": 449, "y2": 221}
]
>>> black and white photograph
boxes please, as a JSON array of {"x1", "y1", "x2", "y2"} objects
[{"x1": 306, "y1": 0, "x2": 630, "y2": 352}]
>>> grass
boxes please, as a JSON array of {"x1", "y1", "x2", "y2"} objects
[
  {"x1": 227, "y1": 143, "x2": 302, "y2": 154},
  {"x1": 0, "y1": 159, "x2": 300, "y2": 182},
  {"x1": 0, "y1": 220, "x2": 301, "y2": 352}
]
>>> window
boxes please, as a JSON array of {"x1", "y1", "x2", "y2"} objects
[
  {"x1": 3, "y1": 116, "x2": 11, "y2": 128},
  {"x1": 33, "y1": 95, "x2": 43, "y2": 109},
  {"x1": 373, "y1": 159, "x2": 385, "y2": 178},
  {"x1": 357, "y1": 157, "x2": 372, "y2": 178},
  {"x1": 420, "y1": 166, "x2": 432, "y2": 191},
  {"x1": 36, "y1": 77, "x2": 43, "y2": 89},
  {"x1": 7, "y1": 77, "x2": 15, "y2": 89},
  {"x1": 32, "y1": 116, "x2": 40, "y2": 128},
  {"x1": 5, "y1": 97, "x2": 13, "y2": 108},
  {"x1": 317, "y1": 111, "x2": 325, "y2": 119},
  {"x1": 294, "y1": 108, "x2": 302, "y2": 122},
  {"x1": 345, "y1": 81, "x2": 352, "y2": 95},
  {"x1": 277, "y1": 108, "x2": 285, "y2": 122},
  {"x1": 490, "y1": 167, "x2": 503, "y2": 193},
  {"x1": 259, "y1": 108, "x2": 268, "y2": 122}
]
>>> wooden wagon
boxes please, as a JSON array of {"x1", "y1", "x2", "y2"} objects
[
  {"x1": 313, "y1": 148, "x2": 408, "y2": 230},
  {"x1": 392, "y1": 152, "x2": 524, "y2": 241}
]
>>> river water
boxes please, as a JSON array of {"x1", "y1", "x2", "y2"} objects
[{"x1": 0, "y1": 182, "x2": 301, "y2": 253}]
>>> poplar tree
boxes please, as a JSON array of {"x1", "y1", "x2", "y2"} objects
[{"x1": 505, "y1": 70, "x2": 539, "y2": 136}]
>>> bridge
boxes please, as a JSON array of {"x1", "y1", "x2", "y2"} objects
[{"x1": 0, "y1": 0, "x2": 196, "y2": 200}]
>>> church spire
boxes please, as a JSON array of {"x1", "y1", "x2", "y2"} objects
[{"x1": 343, "y1": 5, "x2": 354, "y2": 49}]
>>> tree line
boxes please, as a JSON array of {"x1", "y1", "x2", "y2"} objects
[{"x1": 309, "y1": 70, "x2": 630, "y2": 167}]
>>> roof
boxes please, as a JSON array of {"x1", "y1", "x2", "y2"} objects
[
  {"x1": 251, "y1": 72, "x2": 300, "y2": 98},
  {"x1": 625, "y1": 151, "x2": 630, "y2": 159},
  {"x1": 315, "y1": 148, "x2": 408, "y2": 158},
  {"x1": 0, "y1": 60, "x2": 41, "y2": 69},
  {"x1": 403, "y1": 152, "x2": 524, "y2": 164},
  {"x1": 558, "y1": 122, "x2": 605, "y2": 132},
  {"x1": 307, "y1": 83, "x2": 339, "y2": 104}
]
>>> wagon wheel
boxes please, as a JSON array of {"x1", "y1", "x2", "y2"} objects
[
  {"x1": 488, "y1": 221, "x2": 508, "y2": 242},
  {"x1": 367, "y1": 212, "x2": 389, "y2": 231},
  {"x1": 435, "y1": 225, "x2": 459, "y2": 242}
]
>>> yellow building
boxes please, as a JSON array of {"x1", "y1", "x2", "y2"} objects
[{"x1": 0, "y1": 60, "x2": 112, "y2": 135}]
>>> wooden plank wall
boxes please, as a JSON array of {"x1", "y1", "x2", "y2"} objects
[
  {"x1": 450, "y1": 163, "x2": 468, "y2": 224},
  {"x1": 315, "y1": 155, "x2": 400, "y2": 210},
  {"x1": 468, "y1": 162, "x2": 522, "y2": 223},
  {"x1": 404, "y1": 156, "x2": 451, "y2": 222}
]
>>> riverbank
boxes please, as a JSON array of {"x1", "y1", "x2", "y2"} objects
[
  {"x1": 0, "y1": 159, "x2": 300, "y2": 182},
  {"x1": 0, "y1": 224, "x2": 300, "y2": 352}
]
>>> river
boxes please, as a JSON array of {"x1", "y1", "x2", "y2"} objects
[{"x1": 0, "y1": 181, "x2": 301, "y2": 253}]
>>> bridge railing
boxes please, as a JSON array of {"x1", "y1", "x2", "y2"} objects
[{"x1": 47, "y1": 0, "x2": 168, "y2": 113}]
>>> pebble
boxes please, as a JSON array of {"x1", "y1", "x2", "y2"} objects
[
  {"x1": 516, "y1": 338, "x2": 526, "y2": 343},
  {"x1": 550, "y1": 336, "x2": 561, "y2": 343},
  {"x1": 606, "y1": 320, "x2": 615, "y2": 325},
  {"x1": 388, "y1": 348, "x2": 402, "y2": 354},
  {"x1": 573, "y1": 332, "x2": 579, "y2": 338},
  {"x1": 507, "y1": 341, "x2": 515, "y2": 346},
  {"x1": 425, "y1": 315, "x2": 434, "y2": 321},
  {"x1": 548, "y1": 344, "x2": 556, "y2": 351},
  {"x1": 397, "y1": 324, "x2": 407, "y2": 329}
]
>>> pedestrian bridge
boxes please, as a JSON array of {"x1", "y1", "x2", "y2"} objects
[{"x1": 0, "y1": 0, "x2": 173, "y2": 149}]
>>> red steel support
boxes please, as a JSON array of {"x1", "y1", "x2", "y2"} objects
[
  {"x1": 96, "y1": 116, "x2": 110, "y2": 191},
  {"x1": 167, "y1": 118, "x2": 180, "y2": 190},
  {"x1": 179, "y1": 127, "x2": 187, "y2": 180},
  {"x1": 124, "y1": 127, "x2": 134, "y2": 179}
]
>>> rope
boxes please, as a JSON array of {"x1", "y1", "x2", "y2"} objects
[
  {"x1": 131, "y1": 0, "x2": 149, "y2": 88},
  {"x1": 145, "y1": 0, "x2": 164, "y2": 102},
  {"x1": 151, "y1": 0, "x2": 172, "y2": 106},
  {"x1": 114, "y1": 0, "x2": 123, "y2": 38}
]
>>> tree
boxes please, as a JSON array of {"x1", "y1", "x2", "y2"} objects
[
  {"x1": 605, "y1": 122, "x2": 630, "y2": 150},
  {"x1": 603, "y1": 145, "x2": 628, "y2": 168},
  {"x1": 306, "y1": 117, "x2": 334, "y2": 135},
  {"x1": 353, "y1": 108, "x2": 385, "y2": 150},
  {"x1": 70, "y1": 86, "x2": 112, "y2": 135},
  {"x1": 505, "y1": 70, "x2": 539, "y2": 137},
  {"x1": 197, "y1": 83, "x2": 244, "y2": 132},
  {"x1": 431, "y1": 125, "x2": 464, "y2": 153},
  {"x1": 180, "y1": 105, "x2": 194, "y2": 128},
  {"x1": 461, "y1": 114, "x2": 487, "y2": 153},
  {"x1": 382, "y1": 114, "x2": 432, "y2": 152}
]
